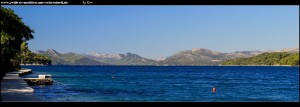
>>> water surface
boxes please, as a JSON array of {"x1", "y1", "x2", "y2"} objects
[{"x1": 22, "y1": 66, "x2": 299, "y2": 102}]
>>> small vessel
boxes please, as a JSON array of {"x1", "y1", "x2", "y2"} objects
[
  {"x1": 23, "y1": 74, "x2": 53, "y2": 85},
  {"x1": 38, "y1": 74, "x2": 51, "y2": 79}
]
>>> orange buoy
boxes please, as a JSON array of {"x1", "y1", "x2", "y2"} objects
[{"x1": 212, "y1": 87, "x2": 216, "y2": 92}]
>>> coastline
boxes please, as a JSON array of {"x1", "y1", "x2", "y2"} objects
[
  {"x1": 21, "y1": 64, "x2": 299, "y2": 67},
  {"x1": 218, "y1": 65, "x2": 297, "y2": 67},
  {"x1": 1, "y1": 69, "x2": 43, "y2": 102}
]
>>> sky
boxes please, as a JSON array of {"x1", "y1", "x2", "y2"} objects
[{"x1": 3, "y1": 6, "x2": 299, "y2": 59}]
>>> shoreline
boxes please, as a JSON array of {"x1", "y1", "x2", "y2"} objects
[
  {"x1": 21, "y1": 65, "x2": 299, "y2": 67},
  {"x1": 1, "y1": 69, "x2": 43, "y2": 102},
  {"x1": 218, "y1": 65, "x2": 297, "y2": 67}
]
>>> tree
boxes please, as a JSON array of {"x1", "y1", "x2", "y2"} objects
[
  {"x1": 1, "y1": 6, "x2": 34, "y2": 78},
  {"x1": 19, "y1": 41, "x2": 52, "y2": 65},
  {"x1": 222, "y1": 52, "x2": 299, "y2": 66}
]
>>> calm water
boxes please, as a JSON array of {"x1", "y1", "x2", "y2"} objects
[{"x1": 21, "y1": 66, "x2": 299, "y2": 102}]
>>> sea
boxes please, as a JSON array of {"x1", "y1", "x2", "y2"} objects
[{"x1": 21, "y1": 66, "x2": 299, "y2": 102}]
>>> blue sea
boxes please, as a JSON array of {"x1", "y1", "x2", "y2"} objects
[{"x1": 21, "y1": 66, "x2": 299, "y2": 102}]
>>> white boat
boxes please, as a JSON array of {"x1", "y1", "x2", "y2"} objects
[{"x1": 38, "y1": 74, "x2": 51, "y2": 79}]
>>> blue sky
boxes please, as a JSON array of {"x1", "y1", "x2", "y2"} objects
[{"x1": 3, "y1": 6, "x2": 299, "y2": 59}]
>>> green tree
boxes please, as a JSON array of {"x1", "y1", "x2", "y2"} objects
[
  {"x1": 222, "y1": 52, "x2": 299, "y2": 66},
  {"x1": 19, "y1": 41, "x2": 51, "y2": 65},
  {"x1": 1, "y1": 6, "x2": 34, "y2": 78}
]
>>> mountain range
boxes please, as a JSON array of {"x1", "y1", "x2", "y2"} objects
[
  {"x1": 35, "y1": 48, "x2": 299, "y2": 66},
  {"x1": 84, "y1": 52, "x2": 157, "y2": 65},
  {"x1": 35, "y1": 49, "x2": 106, "y2": 65}
]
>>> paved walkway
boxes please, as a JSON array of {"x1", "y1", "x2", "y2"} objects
[{"x1": 1, "y1": 70, "x2": 43, "y2": 102}]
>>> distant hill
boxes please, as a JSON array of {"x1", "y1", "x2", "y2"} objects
[
  {"x1": 158, "y1": 48, "x2": 265, "y2": 66},
  {"x1": 222, "y1": 52, "x2": 299, "y2": 66},
  {"x1": 35, "y1": 49, "x2": 106, "y2": 65},
  {"x1": 35, "y1": 47, "x2": 299, "y2": 66},
  {"x1": 85, "y1": 52, "x2": 157, "y2": 65},
  {"x1": 272, "y1": 48, "x2": 299, "y2": 53}
]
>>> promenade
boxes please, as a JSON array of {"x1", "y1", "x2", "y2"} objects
[{"x1": 1, "y1": 70, "x2": 43, "y2": 102}]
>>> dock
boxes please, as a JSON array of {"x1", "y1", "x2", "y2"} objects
[
  {"x1": 5, "y1": 69, "x2": 32, "y2": 77},
  {"x1": 19, "y1": 69, "x2": 33, "y2": 76},
  {"x1": 23, "y1": 74, "x2": 53, "y2": 85},
  {"x1": 1, "y1": 70, "x2": 42, "y2": 102},
  {"x1": 23, "y1": 78, "x2": 53, "y2": 85}
]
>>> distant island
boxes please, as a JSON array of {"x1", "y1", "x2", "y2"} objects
[
  {"x1": 222, "y1": 52, "x2": 299, "y2": 66},
  {"x1": 32, "y1": 48, "x2": 299, "y2": 66}
]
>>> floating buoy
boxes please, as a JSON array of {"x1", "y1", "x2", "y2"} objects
[{"x1": 212, "y1": 87, "x2": 216, "y2": 92}]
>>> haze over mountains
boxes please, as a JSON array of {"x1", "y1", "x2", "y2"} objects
[{"x1": 35, "y1": 48, "x2": 299, "y2": 66}]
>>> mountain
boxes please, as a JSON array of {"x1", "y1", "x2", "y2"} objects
[
  {"x1": 85, "y1": 52, "x2": 157, "y2": 65},
  {"x1": 158, "y1": 48, "x2": 271, "y2": 66},
  {"x1": 159, "y1": 48, "x2": 226, "y2": 66},
  {"x1": 35, "y1": 49, "x2": 106, "y2": 65},
  {"x1": 152, "y1": 56, "x2": 167, "y2": 61},
  {"x1": 85, "y1": 52, "x2": 122, "y2": 64},
  {"x1": 160, "y1": 48, "x2": 299, "y2": 66},
  {"x1": 35, "y1": 47, "x2": 298, "y2": 66},
  {"x1": 86, "y1": 48, "x2": 262, "y2": 66},
  {"x1": 222, "y1": 52, "x2": 299, "y2": 66},
  {"x1": 273, "y1": 48, "x2": 299, "y2": 53}
]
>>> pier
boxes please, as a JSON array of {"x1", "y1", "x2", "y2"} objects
[
  {"x1": 19, "y1": 69, "x2": 33, "y2": 76},
  {"x1": 5, "y1": 69, "x2": 33, "y2": 77},
  {"x1": 22, "y1": 74, "x2": 53, "y2": 85},
  {"x1": 1, "y1": 69, "x2": 54, "y2": 101},
  {"x1": 23, "y1": 78, "x2": 53, "y2": 85},
  {"x1": 1, "y1": 69, "x2": 42, "y2": 101}
]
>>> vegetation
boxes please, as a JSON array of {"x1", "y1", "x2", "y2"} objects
[
  {"x1": 222, "y1": 52, "x2": 299, "y2": 66},
  {"x1": 19, "y1": 42, "x2": 51, "y2": 65},
  {"x1": 37, "y1": 49, "x2": 105, "y2": 65},
  {"x1": 57, "y1": 52, "x2": 104, "y2": 65},
  {"x1": 1, "y1": 6, "x2": 34, "y2": 78}
]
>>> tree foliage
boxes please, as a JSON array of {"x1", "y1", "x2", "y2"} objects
[
  {"x1": 1, "y1": 6, "x2": 34, "y2": 78},
  {"x1": 20, "y1": 42, "x2": 51, "y2": 65},
  {"x1": 222, "y1": 52, "x2": 299, "y2": 66}
]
